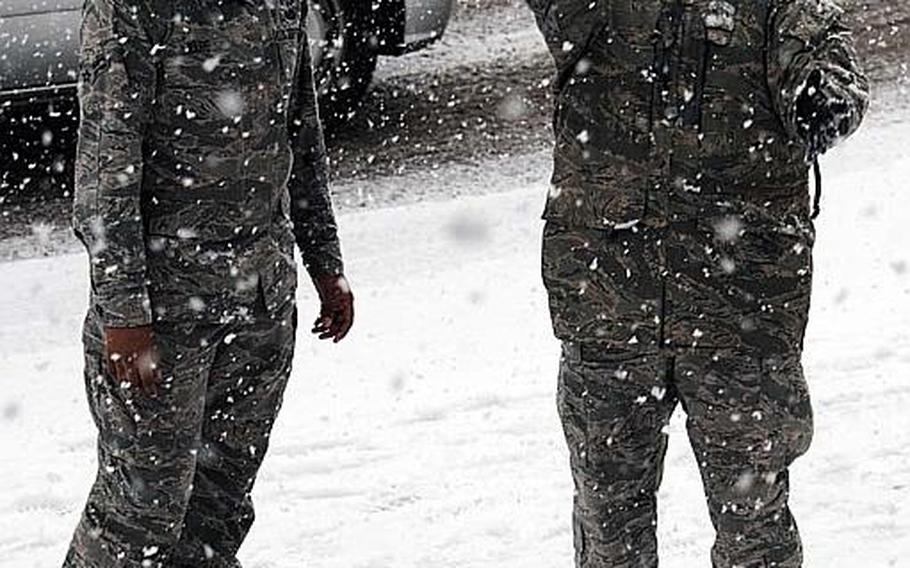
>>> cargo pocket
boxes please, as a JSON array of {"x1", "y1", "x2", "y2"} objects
[
  {"x1": 144, "y1": 228, "x2": 261, "y2": 322},
  {"x1": 694, "y1": 2, "x2": 810, "y2": 196},
  {"x1": 548, "y1": 63, "x2": 652, "y2": 229},
  {"x1": 723, "y1": 215, "x2": 814, "y2": 352},
  {"x1": 673, "y1": 211, "x2": 814, "y2": 353},
  {"x1": 541, "y1": 223, "x2": 661, "y2": 346}
]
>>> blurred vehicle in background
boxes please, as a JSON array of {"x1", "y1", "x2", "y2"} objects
[
  {"x1": 0, "y1": 0, "x2": 454, "y2": 201},
  {"x1": 0, "y1": 0, "x2": 454, "y2": 119},
  {"x1": 306, "y1": 0, "x2": 455, "y2": 120}
]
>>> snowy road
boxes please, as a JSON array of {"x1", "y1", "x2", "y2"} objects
[{"x1": 1, "y1": 96, "x2": 909, "y2": 567}]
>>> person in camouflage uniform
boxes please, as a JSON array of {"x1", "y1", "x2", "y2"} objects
[
  {"x1": 527, "y1": 0, "x2": 869, "y2": 566},
  {"x1": 65, "y1": 1, "x2": 354, "y2": 566}
]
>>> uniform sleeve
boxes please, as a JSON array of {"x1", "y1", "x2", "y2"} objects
[
  {"x1": 286, "y1": 10, "x2": 344, "y2": 278},
  {"x1": 524, "y1": 0, "x2": 610, "y2": 89},
  {"x1": 73, "y1": 0, "x2": 157, "y2": 327},
  {"x1": 767, "y1": 0, "x2": 870, "y2": 160}
]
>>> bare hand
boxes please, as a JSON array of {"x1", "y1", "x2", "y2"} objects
[
  {"x1": 104, "y1": 326, "x2": 161, "y2": 394},
  {"x1": 312, "y1": 274, "x2": 354, "y2": 343}
]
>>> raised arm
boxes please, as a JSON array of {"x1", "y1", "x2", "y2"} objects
[
  {"x1": 286, "y1": 9, "x2": 344, "y2": 279},
  {"x1": 767, "y1": 0, "x2": 870, "y2": 160},
  {"x1": 73, "y1": 0, "x2": 158, "y2": 327}
]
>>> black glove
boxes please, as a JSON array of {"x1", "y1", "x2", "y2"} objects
[{"x1": 794, "y1": 69, "x2": 851, "y2": 160}]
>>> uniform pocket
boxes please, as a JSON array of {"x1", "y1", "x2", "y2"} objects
[
  {"x1": 667, "y1": 211, "x2": 814, "y2": 352},
  {"x1": 541, "y1": 223, "x2": 661, "y2": 346},
  {"x1": 693, "y1": 2, "x2": 810, "y2": 195},
  {"x1": 145, "y1": 233, "x2": 261, "y2": 321}
]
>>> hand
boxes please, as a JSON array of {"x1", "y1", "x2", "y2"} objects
[
  {"x1": 104, "y1": 326, "x2": 161, "y2": 394},
  {"x1": 794, "y1": 69, "x2": 850, "y2": 159},
  {"x1": 312, "y1": 274, "x2": 354, "y2": 343}
]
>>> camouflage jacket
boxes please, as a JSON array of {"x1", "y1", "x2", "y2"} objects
[
  {"x1": 73, "y1": 0, "x2": 343, "y2": 327},
  {"x1": 526, "y1": 0, "x2": 870, "y2": 229}
]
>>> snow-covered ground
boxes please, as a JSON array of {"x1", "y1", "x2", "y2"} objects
[{"x1": 2, "y1": 102, "x2": 909, "y2": 567}]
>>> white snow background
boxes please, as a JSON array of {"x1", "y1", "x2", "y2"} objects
[{"x1": 1, "y1": 92, "x2": 909, "y2": 567}]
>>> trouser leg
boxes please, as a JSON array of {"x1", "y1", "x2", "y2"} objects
[
  {"x1": 558, "y1": 344, "x2": 677, "y2": 568},
  {"x1": 65, "y1": 315, "x2": 219, "y2": 568},
  {"x1": 172, "y1": 307, "x2": 297, "y2": 567},
  {"x1": 676, "y1": 351, "x2": 813, "y2": 568}
]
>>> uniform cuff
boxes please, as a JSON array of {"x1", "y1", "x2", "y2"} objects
[
  {"x1": 301, "y1": 243, "x2": 345, "y2": 279},
  {"x1": 95, "y1": 288, "x2": 154, "y2": 328}
]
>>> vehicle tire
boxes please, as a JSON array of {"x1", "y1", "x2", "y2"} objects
[{"x1": 307, "y1": 0, "x2": 377, "y2": 126}]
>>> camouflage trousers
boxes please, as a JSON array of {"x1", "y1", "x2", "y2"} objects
[
  {"x1": 542, "y1": 213, "x2": 815, "y2": 568},
  {"x1": 64, "y1": 304, "x2": 296, "y2": 568}
]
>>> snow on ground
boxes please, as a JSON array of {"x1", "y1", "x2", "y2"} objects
[
  {"x1": 2, "y1": 109, "x2": 910, "y2": 567},
  {"x1": 374, "y1": 1, "x2": 542, "y2": 82}
]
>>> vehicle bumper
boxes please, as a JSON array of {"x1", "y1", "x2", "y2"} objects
[{"x1": 0, "y1": 83, "x2": 76, "y2": 114}]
